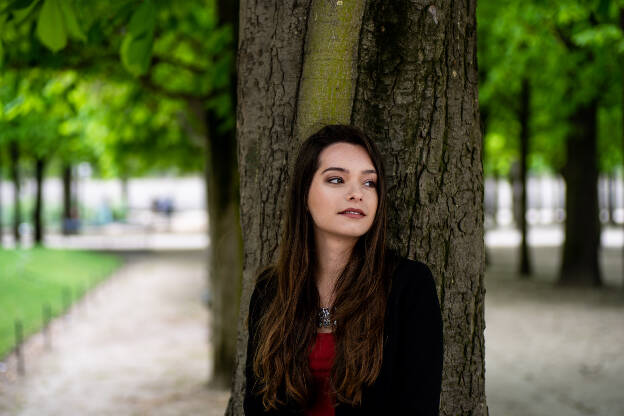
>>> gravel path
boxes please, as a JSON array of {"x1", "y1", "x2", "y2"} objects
[{"x1": 0, "y1": 250, "x2": 229, "y2": 416}]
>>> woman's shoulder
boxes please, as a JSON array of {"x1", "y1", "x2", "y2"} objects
[
  {"x1": 386, "y1": 255, "x2": 440, "y2": 320},
  {"x1": 388, "y1": 253, "x2": 436, "y2": 295}
]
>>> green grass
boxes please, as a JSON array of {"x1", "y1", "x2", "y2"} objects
[{"x1": 0, "y1": 248, "x2": 122, "y2": 359}]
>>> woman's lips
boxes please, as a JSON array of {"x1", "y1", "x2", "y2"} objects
[
  {"x1": 338, "y1": 208, "x2": 366, "y2": 218},
  {"x1": 339, "y1": 211, "x2": 365, "y2": 218}
]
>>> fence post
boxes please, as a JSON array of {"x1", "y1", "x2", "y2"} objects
[
  {"x1": 42, "y1": 303, "x2": 52, "y2": 350},
  {"x1": 62, "y1": 286, "x2": 71, "y2": 324},
  {"x1": 14, "y1": 319, "x2": 24, "y2": 376}
]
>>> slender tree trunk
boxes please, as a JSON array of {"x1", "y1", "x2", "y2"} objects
[
  {"x1": 560, "y1": 101, "x2": 601, "y2": 285},
  {"x1": 120, "y1": 174, "x2": 129, "y2": 219},
  {"x1": 620, "y1": 7, "x2": 624, "y2": 287},
  {"x1": 33, "y1": 157, "x2": 46, "y2": 246},
  {"x1": 191, "y1": 0, "x2": 245, "y2": 389},
  {"x1": 480, "y1": 107, "x2": 492, "y2": 267},
  {"x1": 509, "y1": 161, "x2": 521, "y2": 228},
  {"x1": 0, "y1": 147, "x2": 3, "y2": 248},
  {"x1": 608, "y1": 173, "x2": 616, "y2": 225},
  {"x1": 62, "y1": 163, "x2": 73, "y2": 235},
  {"x1": 229, "y1": 1, "x2": 486, "y2": 415},
  {"x1": 9, "y1": 141, "x2": 21, "y2": 246},
  {"x1": 518, "y1": 78, "x2": 532, "y2": 276},
  {"x1": 556, "y1": 173, "x2": 565, "y2": 222},
  {"x1": 491, "y1": 173, "x2": 499, "y2": 227},
  {"x1": 204, "y1": 111, "x2": 244, "y2": 389}
]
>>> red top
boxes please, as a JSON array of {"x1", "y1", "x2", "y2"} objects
[{"x1": 306, "y1": 332, "x2": 336, "y2": 416}]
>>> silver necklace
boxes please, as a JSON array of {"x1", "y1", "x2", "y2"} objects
[{"x1": 318, "y1": 307, "x2": 337, "y2": 328}]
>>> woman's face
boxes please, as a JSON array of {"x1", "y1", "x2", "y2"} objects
[{"x1": 307, "y1": 142, "x2": 378, "y2": 242}]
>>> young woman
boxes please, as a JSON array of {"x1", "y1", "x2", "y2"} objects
[{"x1": 244, "y1": 125, "x2": 443, "y2": 415}]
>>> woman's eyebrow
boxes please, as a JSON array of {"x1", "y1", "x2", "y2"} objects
[{"x1": 321, "y1": 167, "x2": 377, "y2": 174}]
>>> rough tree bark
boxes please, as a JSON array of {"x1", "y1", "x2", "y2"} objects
[
  {"x1": 518, "y1": 77, "x2": 531, "y2": 276},
  {"x1": 560, "y1": 101, "x2": 602, "y2": 286},
  {"x1": 33, "y1": 157, "x2": 46, "y2": 245},
  {"x1": 9, "y1": 140, "x2": 21, "y2": 246},
  {"x1": 228, "y1": 1, "x2": 486, "y2": 415}
]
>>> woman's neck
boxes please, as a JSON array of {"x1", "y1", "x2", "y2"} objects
[{"x1": 314, "y1": 233, "x2": 356, "y2": 308}]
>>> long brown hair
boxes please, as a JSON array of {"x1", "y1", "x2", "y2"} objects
[{"x1": 252, "y1": 125, "x2": 396, "y2": 409}]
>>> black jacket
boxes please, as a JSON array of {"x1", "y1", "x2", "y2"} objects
[{"x1": 244, "y1": 256, "x2": 443, "y2": 415}]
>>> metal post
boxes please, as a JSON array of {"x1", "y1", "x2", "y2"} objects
[
  {"x1": 42, "y1": 303, "x2": 52, "y2": 350},
  {"x1": 63, "y1": 286, "x2": 71, "y2": 324},
  {"x1": 14, "y1": 320, "x2": 24, "y2": 376}
]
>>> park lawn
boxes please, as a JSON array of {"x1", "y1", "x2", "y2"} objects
[{"x1": 0, "y1": 248, "x2": 122, "y2": 359}]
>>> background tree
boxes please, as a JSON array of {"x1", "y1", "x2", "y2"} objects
[
  {"x1": 228, "y1": 1, "x2": 486, "y2": 415},
  {"x1": 478, "y1": 0, "x2": 623, "y2": 286}
]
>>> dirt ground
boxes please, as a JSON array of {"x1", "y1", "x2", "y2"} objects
[
  {"x1": 485, "y1": 245, "x2": 624, "y2": 416},
  {"x1": 0, "y1": 246, "x2": 622, "y2": 416}
]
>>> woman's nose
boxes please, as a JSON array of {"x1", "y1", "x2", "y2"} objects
[{"x1": 347, "y1": 184, "x2": 363, "y2": 200}]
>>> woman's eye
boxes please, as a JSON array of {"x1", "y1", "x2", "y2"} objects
[
  {"x1": 365, "y1": 180, "x2": 377, "y2": 188},
  {"x1": 328, "y1": 177, "x2": 343, "y2": 184}
]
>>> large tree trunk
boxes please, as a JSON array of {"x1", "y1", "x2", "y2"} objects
[
  {"x1": 559, "y1": 101, "x2": 601, "y2": 285},
  {"x1": 62, "y1": 163, "x2": 73, "y2": 235},
  {"x1": 33, "y1": 157, "x2": 46, "y2": 246},
  {"x1": 229, "y1": 1, "x2": 486, "y2": 415},
  {"x1": 9, "y1": 140, "x2": 21, "y2": 246},
  {"x1": 518, "y1": 77, "x2": 531, "y2": 276}
]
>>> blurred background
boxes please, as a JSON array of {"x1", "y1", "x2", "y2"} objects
[{"x1": 0, "y1": 0, "x2": 623, "y2": 415}]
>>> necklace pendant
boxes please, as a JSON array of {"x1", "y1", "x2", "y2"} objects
[{"x1": 318, "y1": 307, "x2": 337, "y2": 328}]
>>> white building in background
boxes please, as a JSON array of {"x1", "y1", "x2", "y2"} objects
[
  {"x1": 484, "y1": 174, "x2": 624, "y2": 228},
  {"x1": 0, "y1": 175, "x2": 207, "y2": 233}
]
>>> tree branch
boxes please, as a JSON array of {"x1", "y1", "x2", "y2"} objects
[
  {"x1": 151, "y1": 55, "x2": 209, "y2": 75},
  {"x1": 137, "y1": 75, "x2": 213, "y2": 102}
]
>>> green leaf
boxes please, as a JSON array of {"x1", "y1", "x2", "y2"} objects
[
  {"x1": 59, "y1": 0, "x2": 85, "y2": 42},
  {"x1": 128, "y1": 0, "x2": 156, "y2": 37},
  {"x1": 0, "y1": 39, "x2": 4, "y2": 68},
  {"x1": 2, "y1": 0, "x2": 37, "y2": 13},
  {"x1": 11, "y1": 0, "x2": 41, "y2": 24},
  {"x1": 36, "y1": 0, "x2": 67, "y2": 52},
  {"x1": 596, "y1": 0, "x2": 611, "y2": 20},
  {"x1": 120, "y1": 0, "x2": 157, "y2": 75},
  {"x1": 120, "y1": 32, "x2": 154, "y2": 76},
  {"x1": 573, "y1": 25, "x2": 621, "y2": 47}
]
